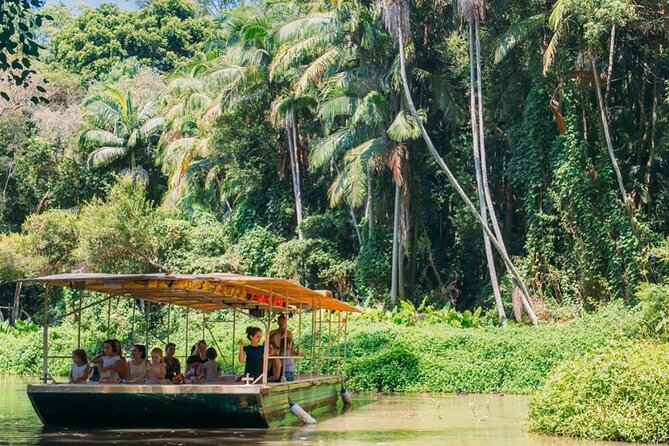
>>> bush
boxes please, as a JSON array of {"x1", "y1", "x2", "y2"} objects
[
  {"x1": 345, "y1": 301, "x2": 642, "y2": 393},
  {"x1": 528, "y1": 342, "x2": 669, "y2": 443}
]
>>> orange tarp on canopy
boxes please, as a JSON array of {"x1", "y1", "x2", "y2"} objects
[{"x1": 18, "y1": 273, "x2": 359, "y2": 313}]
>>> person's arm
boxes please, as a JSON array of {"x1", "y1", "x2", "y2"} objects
[
  {"x1": 159, "y1": 364, "x2": 166, "y2": 380},
  {"x1": 268, "y1": 358, "x2": 282, "y2": 382},
  {"x1": 68, "y1": 366, "x2": 74, "y2": 383},
  {"x1": 238, "y1": 340, "x2": 245, "y2": 363}
]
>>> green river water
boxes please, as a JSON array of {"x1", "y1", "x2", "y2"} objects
[{"x1": 0, "y1": 377, "x2": 640, "y2": 445}]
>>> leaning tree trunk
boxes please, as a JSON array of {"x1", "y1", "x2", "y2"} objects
[
  {"x1": 390, "y1": 181, "x2": 401, "y2": 308},
  {"x1": 286, "y1": 108, "x2": 304, "y2": 239},
  {"x1": 396, "y1": 24, "x2": 538, "y2": 325},
  {"x1": 468, "y1": 15, "x2": 506, "y2": 324},
  {"x1": 366, "y1": 174, "x2": 374, "y2": 239},
  {"x1": 590, "y1": 53, "x2": 634, "y2": 225}
]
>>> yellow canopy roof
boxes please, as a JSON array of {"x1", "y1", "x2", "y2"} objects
[{"x1": 19, "y1": 273, "x2": 359, "y2": 313}]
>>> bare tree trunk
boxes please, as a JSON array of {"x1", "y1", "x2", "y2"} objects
[
  {"x1": 398, "y1": 239, "x2": 406, "y2": 302},
  {"x1": 397, "y1": 24, "x2": 538, "y2": 325},
  {"x1": 605, "y1": 24, "x2": 616, "y2": 110},
  {"x1": 286, "y1": 108, "x2": 304, "y2": 239},
  {"x1": 390, "y1": 181, "x2": 401, "y2": 308},
  {"x1": 644, "y1": 76, "x2": 658, "y2": 193},
  {"x1": 11, "y1": 282, "x2": 22, "y2": 326},
  {"x1": 590, "y1": 54, "x2": 631, "y2": 209},
  {"x1": 366, "y1": 173, "x2": 374, "y2": 239},
  {"x1": 468, "y1": 17, "x2": 506, "y2": 324}
]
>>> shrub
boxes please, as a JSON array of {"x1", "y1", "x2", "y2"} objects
[{"x1": 528, "y1": 342, "x2": 669, "y2": 443}]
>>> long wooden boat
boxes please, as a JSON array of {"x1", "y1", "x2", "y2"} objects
[{"x1": 18, "y1": 273, "x2": 358, "y2": 428}]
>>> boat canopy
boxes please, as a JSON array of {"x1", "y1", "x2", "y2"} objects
[{"x1": 19, "y1": 273, "x2": 359, "y2": 313}]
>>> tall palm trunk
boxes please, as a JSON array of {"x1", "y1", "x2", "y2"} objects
[
  {"x1": 366, "y1": 174, "x2": 374, "y2": 239},
  {"x1": 468, "y1": 15, "x2": 506, "y2": 323},
  {"x1": 286, "y1": 107, "x2": 304, "y2": 239},
  {"x1": 390, "y1": 181, "x2": 401, "y2": 308},
  {"x1": 396, "y1": 24, "x2": 538, "y2": 324}
]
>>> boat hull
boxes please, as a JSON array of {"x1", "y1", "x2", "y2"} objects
[{"x1": 27, "y1": 376, "x2": 343, "y2": 428}]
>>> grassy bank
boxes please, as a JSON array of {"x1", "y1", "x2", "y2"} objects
[{"x1": 0, "y1": 302, "x2": 642, "y2": 395}]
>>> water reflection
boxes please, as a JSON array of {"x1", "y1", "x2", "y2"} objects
[{"x1": 0, "y1": 377, "x2": 644, "y2": 446}]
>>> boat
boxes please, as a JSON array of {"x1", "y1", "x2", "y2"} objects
[{"x1": 17, "y1": 273, "x2": 359, "y2": 428}]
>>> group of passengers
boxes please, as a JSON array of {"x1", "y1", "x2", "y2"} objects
[{"x1": 68, "y1": 315, "x2": 301, "y2": 385}]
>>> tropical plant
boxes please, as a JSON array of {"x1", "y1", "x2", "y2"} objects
[{"x1": 81, "y1": 85, "x2": 164, "y2": 176}]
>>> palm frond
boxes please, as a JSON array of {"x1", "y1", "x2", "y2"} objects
[
  {"x1": 270, "y1": 32, "x2": 337, "y2": 80},
  {"x1": 295, "y1": 46, "x2": 345, "y2": 94},
  {"x1": 274, "y1": 13, "x2": 334, "y2": 43},
  {"x1": 87, "y1": 146, "x2": 128, "y2": 168},
  {"x1": 351, "y1": 91, "x2": 387, "y2": 128},
  {"x1": 310, "y1": 125, "x2": 373, "y2": 168},
  {"x1": 138, "y1": 100, "x2": 161, "y2": 125},
  {"x1": 84, "y1": 99, "x2": 122, "y2": 130},
  {"x1": 139, "y1": 116, "x2": 164, "y2": 140},
  {"x1": 317, "y1": 94, "x2": 359, "y2": 130},
  {"x1": 543, "y1": 28, "x2": 561, "y2": 74},
  {"x1": 494, "y1": 14, "x2": 545, "y2": 63},
  {"x1": 83, "y1": 130, "x2": 125, "y2": 147},
  {"x1": 548, "y1": 0, "x2": 566, "y2": 31}
]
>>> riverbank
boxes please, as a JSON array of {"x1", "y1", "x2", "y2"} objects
[{"x1": 0, "y1": 301, "x2": 642, "y2": 394}]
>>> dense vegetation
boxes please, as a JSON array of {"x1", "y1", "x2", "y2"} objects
[
  {"x1": 1, "y1": 0, "x2": 667, "y2": 318},
  {"x1": 529, "y1": 342, "x2": 669, "y2": 443},
  {"x1": 2, "y1": 0, "x2": 669, "y2": 441}
]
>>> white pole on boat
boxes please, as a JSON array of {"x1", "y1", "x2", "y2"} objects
[
  {"x1": 297, "y1": 298, "x2": 302, "y2": 381},
  {"x1": 310, "y1": 298, "x2": 316, "y2": 375},
  {"x1": 201, "y1": 311, "x2": 205, "y2": 342},
  {"x1": 232, "y1": 308, "x2": 236, "y2": 373},
  {"x1": 262, "y1": 289, "x2": 273, "y2": 385},
  {"x1": 327, "y1": 311, "x2": 332, "y2": 374},
  {"x1": 185, "y1": 307, "x2": 189, "y2": 358},
  {"x1": 76, "y1": 289, "x2": 82, "y2": 350},
  {"x1": 131, "y1": 299, "x2": 136, "y2": 346},
  {"x1": 167, "y1": 304, "x2": 171, "y2": 344},
  {"x1": 41, "y1": 285, "x2": 49, "y2": 384},
  {"x1": 107, "y1": 295, "x2": 112, "y2": 339},
  {"x1": 282, "y1": 288, "x2": 288, "y2": 381}
]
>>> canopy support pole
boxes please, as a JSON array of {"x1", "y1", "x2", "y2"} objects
[
  {"x1": 145, "y1": 301, "x2": 150, "y2": 348},
  {"x1": 76, "y1": 289, "x2": 82, "y2": 350},
  {"x1": 231, "y1": 309, "x2": 236, "y2": 373},
  {"x1": 167, "y1": 304, "x2": 171, "y2": 344},
  {"x1": 185, "y1": 307, "x2": 190, "y2": 359},
  {"x1": 106, "y1": 296, "x2": 112, "y2": 340},
  {"x1": 41, "y1": 285, "x2": 49, "y2": 384},
  {"x1": 131, "y1": 298, "x2": 136, "y2": 347},
  {"x1": 297, "y1": 299, "x2": 302, "y2": 381},
  {"x1": 262, "y1": 290, "x2": 272, "y2": 384}
]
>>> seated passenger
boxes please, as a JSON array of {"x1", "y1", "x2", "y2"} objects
[
  {"x1": 146, "y1": 347, "x2": 166, "y2": 384},
  {"x1": 199, "y1": 347, "x2": 220, "y2": 383},
  {"x1": 112, "y1": 339, "x2": 129, "y2": 381},
  {"x1": 94, "y1": 339, "x2": 120, "y2": 384},
  {"x1": 238, "y1": 326, "x2": 263, "y2": 382},
  {"x1": 266, "y1": 336, "x2": 282, "y2": 383},
  {"x1": 69, "y1": 349, "x2": 90, "y2": 384},
  {"x1": 164, "y1": 343, "x2": 181, "y2": 381},
  {"x1": 185, "y1": 340, "x2": 207, "y2": 379},
  {"x1": 127, "y1": 344, "x2": 150, "y2": 383}
]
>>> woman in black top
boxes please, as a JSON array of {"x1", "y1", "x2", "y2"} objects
[
  {"x1": 164, "y1": 342, "x2": 181, "y2": 380},
  {"x1": 238, "y1": 327, "x2": 264, "y2": 380}
]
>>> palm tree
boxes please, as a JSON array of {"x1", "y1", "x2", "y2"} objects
[
  {"x1": 391, "y1": 7, "x2": 539, "y2": 323},
  {"x1": 456, "y1": 0, "x2": 508, "y2": 323},
  {"x1": 81, "y1": 85, "x2": 163, "y2": 176}
]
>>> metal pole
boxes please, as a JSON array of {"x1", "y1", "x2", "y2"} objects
[
  {"x1": 202, "y1": 311, "x2": 206, "y2": 342},
  {"x1": 167, "y1": 304, "x2": 172, "y2": 344},
  {"x1": 343, "y1": 313, "x2": 348, "y2": 376},
  {"x1": 77, "y1": 290, "x2": 82, "y2": 350},
  {"x1": 262, "y1": 290, "x2": 272, "y2": 384},
  {"x1": 297, "y1": 299, "x2": 302, "y2": 380},
  {"x1": 328, "y1": 311, "x2": 332, "y2": 374},
  {"x1": 131, "y1": 299, "x2": 136, "y2": 347},
  {"x1": 185, "y1": 307, "x2": 189, "y2": 358},
  {"x1": 106, "y1": 296, "x2": 112, "y2": 339},
  {"x1": 310, "y1": 298, "x2": 316, "y2": 375},
  {"x1": 232, "y1": 309, "x2": 236, "y2": 373},
  {"x1": 145, "y1": 301, "x2": 150, "y2": 348},
  {"x1": 41, "y1": 285, "x2": 49, "y2": 384},
  {"x1": 336, "y1": 311, "x2": 341, "y2": 375}
]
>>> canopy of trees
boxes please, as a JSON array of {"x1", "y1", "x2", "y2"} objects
[{"x1": 1, "y1": 0, "x2": 668, "y2": 321}]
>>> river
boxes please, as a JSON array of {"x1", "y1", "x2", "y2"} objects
[{"x1": 0, "y1": 377, "x2": 638, "y2": 445}]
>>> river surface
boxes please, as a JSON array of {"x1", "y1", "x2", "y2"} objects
[{"x1": 0, "y1": 377, "x2": 640, "y2": 446}]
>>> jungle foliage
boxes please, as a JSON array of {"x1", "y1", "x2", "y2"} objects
[{"x1": 0, "y1": 0, "x2": 668, "y2": 320}]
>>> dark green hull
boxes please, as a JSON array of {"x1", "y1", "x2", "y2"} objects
[{"x1": 27, "y1": 376, "x2": 343, "y2": 428}]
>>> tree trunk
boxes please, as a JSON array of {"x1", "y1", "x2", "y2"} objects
[
  {"x1": 336, "y1": 165, "x2": 362, "y2": 245},
  {"x1": 10, "y1": 282, "x2": 22, "y2": 326},
  {"x1": 644, "y1": 76, "x2": 658, "y2": 194},
  {"x1": 396, "y1": 24, "x2": 538, "y2": 325},
  {"x1": 286, "y1": 108, "x2": 304, "y2": 239},
  {"x1": 366, "y1": 173, "x2": 374, "y2": 239},
  {"x1": 468, "y1": 16, "x2": 506, "y2": 324},
  {"x1": 590, "y1": 54, "x2": 632, "y2": 212},
  {"x1": 605, "y1": 24, "x2": 616, "y2": 110},
  {"x1": 398, "y1": 238, "x2": 406, "y2": 302},
  {"x1": 390, "y1": 181, "x2": 401, "y2": 308}
]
